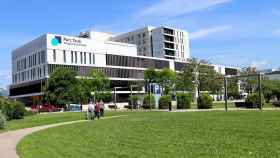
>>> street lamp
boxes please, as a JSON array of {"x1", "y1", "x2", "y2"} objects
[
  {"x1": 130, "y1": 85, "x2": 138, "y2": 111},
  {"x1": 114, "y1": 87, "x2": 122, "y2": 111}
]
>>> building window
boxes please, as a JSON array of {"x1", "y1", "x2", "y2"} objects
[
  {"x1": 71, "y1": 51, "x2": 74, "y2": 63},
  {"x1": 89, "y1": 53, "x2": 92, "y2": 64},
  {"x1": 63, "y1": 50, "x2": 66, "y2": 63},
  {"x1": 80, "y1": 52, "x2": 83, "y2": 64},
  {"x1": 84, "y1": 52, "x2": 86, "y2": 64},
  {"x1": 53, "y1": 50, "x2": 56, "y2": 62},
  {"x1": 75, "y1": 51, "x2": 77, "y2": 63},
  {"x1": 92, "y1": 54, "x2": 95, "y2": 64}
]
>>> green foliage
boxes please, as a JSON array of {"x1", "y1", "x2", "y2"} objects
[
  {"x1": 44, "y1": 68, "x2": 79, "y2": 106},
  {"x1": 95, "y1": 92, "x2": 112, "y2": 103},
  {"x1": 157, "y1": 68, "x2": 176, "y2": 94},
  {"x1": 143, "y1": 94, "x2": 155, "y2": 109},
  {"x1": 176, "y1": 59, "x2": 223, "y2": 94},
  {"x1": 262, "y1": 79, "x2": 275, "y2": 103},
  {"x1": 176, "y1": 93, "x2": 192, "y2": 109},
  {"x1": 87, "y1": 69, "x2": 110, "y2": 93},
  {"x1": 227, "y1": 78, "x2": 240, "y2": 98},
  {"x1": 197, "y1": 93, "x2": 213, "y2": 109},
  {"x1": 241, "y1": 67, "x2": 258, "y2": 93},
  {"x1": 159, "y1": 95, "x2": 171, "y2": 109},
  {"x1": 144, "y1": 68, "x2": 159, "y2": 83},
  {"x1": 3, "y1": 101, "x2": 26, "y2": 120},
  {"x1": 245, "y1": 93, "x2": 265, "y2": 108},
  {"x1": 0, "y1": 112, "x2": 6, "y2": 129}
]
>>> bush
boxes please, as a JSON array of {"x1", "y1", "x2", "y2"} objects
[
  {"x1": 245, "y1": 93, "x2": 265, "y2": 108},
  {"x1": 3, "y1": 101, "x2": 26, "y2": 120},
  {"x1": 159, "y1": 95, "x2": 171, "y2": 109},
  {"x1": 143, "y1": 94, "x2": 155, "y2": 109},
  {"x1": 177, "y1": 93, "x2": 192, "y2": 109},
  {"x1": 197, "y1": 94, "x2": 213, "y2": 109},
  {"x1": 0, "y1": 112, "x2": 6, "y2": 129}
]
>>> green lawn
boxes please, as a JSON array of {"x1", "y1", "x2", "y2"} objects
[
  {"x1": 17, "y1": 111, "x2": 280, "y2": 158},
  {"x1": 0, "y1": 111, "x2": 124, "y2": 133}
]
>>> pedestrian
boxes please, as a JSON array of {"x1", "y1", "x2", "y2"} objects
[
  {"x1": 88, "y1": 101, "x2": 94, "y2": 120},
  {"x1": 94, "y1": 101, "x2": 101, "y2": 120},
  {"x1": 100, "y1": 99, "x2": 105, "y2": 117}
]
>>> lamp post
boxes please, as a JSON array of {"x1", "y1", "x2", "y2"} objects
[
  {"x1": 130, "y1": 85, "x2": 138, "y2": 111},
  {"x1": 114, "y1": 87, "x2": 122, "y2": 111}
]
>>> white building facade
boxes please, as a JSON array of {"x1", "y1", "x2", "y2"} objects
[
  {"x1": 10, "y1": 32, "x2": 238, "y2": 106},
  {"x1": 111, "y1": 26, "x2": 190, "y2": 61}
]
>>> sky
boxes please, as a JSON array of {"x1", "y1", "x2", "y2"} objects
[{"x1": 0, "y1": 0, "x2": 280, "y2": 88}]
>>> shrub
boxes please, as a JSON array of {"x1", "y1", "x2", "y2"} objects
[
  {"x1": 177, "y1": 93, "x2": 192, "y2": 109},
  {"x1": 245, "y1": 93, "x2": 265, "y2": 108},
  {"x1": 3, "y1": 101, "x2": 26, "y2": 120},
  {"x1": 159, "y1": 95, "x2": 171, "y2": 109},
  {"x1": 197, "y1": 93, "x2": 213, "y2": 109},
  {"x1": 143, "y1": 94, "x2": 155, "y2": 109},
  {"x1": 0, "y1": 112, "x2": 6, "y2": 129}
]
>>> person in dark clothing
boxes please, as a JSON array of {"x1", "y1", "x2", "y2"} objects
[{"x1": 100, "y1": 100, "x2": 105, "y2": 117}]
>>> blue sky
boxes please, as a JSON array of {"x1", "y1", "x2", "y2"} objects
[{"x1": 0, "y1": 0, "x2": 280, "y2": 88}]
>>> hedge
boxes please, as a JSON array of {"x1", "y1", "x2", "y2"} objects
[
  {"x1": 143, "y1": 94, "x2": 155, "y2": 109},
  {"x1": 0, "y1": 112, "x2": 6, "y2": 129},
  {"x1": 197, "y1": 93, "x2": 213, "y2": 109},
  {"x1": 177, "y1": 93, "x2": 192, "y2": 109},
  {"x1": 245, "y1": 93, "x2": 265, "y2": 108},
  {"x1": 159, "y1": 95, "x2": 171, "y2": 109},
  {"x1": 2, "y1": 101, "x2": 26, "y2": 120}
]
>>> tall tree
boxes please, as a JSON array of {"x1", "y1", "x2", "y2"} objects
[
  {"x1": 177, "y1": 59, "x2": 223, "y2": 95},
  {"x1": 240, "y1": 67, "x2": 258, "y2": 94},
  {"x1": 44, "y1": 68, "x2": 78, "y2": 106},
  {"x1": 157, "y1": 68, "x2": 177, "y2": 95},
  {"x1": 144, "y1": 68, "x2": 159, "y2": 110},
  {"x1": 87, "y1": 69, "x2": 110, "y2": 101}
]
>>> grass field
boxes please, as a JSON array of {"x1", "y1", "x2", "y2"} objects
[
  {"x1": 0, "y1": 111, "x2": 124, "y2": 133},
  {"x1": 17, "y1": 111, "x2": 280, "y2": 158}
]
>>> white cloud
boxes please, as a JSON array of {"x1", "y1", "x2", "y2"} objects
[
  {"x1": 136, "y1": 0, "x2": 232, "y2": 19},
  {"x1": 189, "y1": 25, "x2": 231, "y2": 39},
  {"x1": 250, "y1": 60, "x2": 269, "y2": 69}
]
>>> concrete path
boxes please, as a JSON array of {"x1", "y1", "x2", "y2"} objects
[{"x1": 0, "y1": 115, "x2": 127, "y2": 158}]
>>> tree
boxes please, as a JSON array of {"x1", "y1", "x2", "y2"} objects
[
  {"x1": 240, "y1": 67, "x2": 258, "y2": 94},
  {"x1": 87, "y1": 69, "x2": 110, "y2": 102},
  {"x1": 144, "y1": 68, "x2": 159, "y2": 110},
  {"x1": 44, "y1": 68, "x2": 79, "y2": 106},
  {"x1": 177, "y1": 59, "x2": 223, "y2": 96},
  {"x1": 227, "y1": 78, "x2": 240, "y2": 98},
  {"x1": 157, "y1": 68, "x2": 177, "y2": 95},
  {"x1": 262, "y1": 79, "x2": 275, "y2": 103}
]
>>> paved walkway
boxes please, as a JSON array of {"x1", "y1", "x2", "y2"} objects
[{"x1": 0, "y1": 115, "x2": 127, "y2": 158}]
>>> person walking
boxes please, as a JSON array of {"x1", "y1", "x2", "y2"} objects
[
  {"x1": 100, "y1": 99, "x2": 105, "y2": 117},
  {"x1": 87, "y1": 101, "x2": 94, "y2": 120},
  {"x1": 94, "y1": 101, "x2": 101, "y2": 120}
]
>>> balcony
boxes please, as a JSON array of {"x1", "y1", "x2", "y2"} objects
[
  {"x1": 164, "y1": 42, "x2": 175, "y2": 50},
  {"x1": 163, "y1": 28, "x2": 174, "y2": 35},
  {"x1": 164, "y1": 35, "x2": 174, "y2": 42},
  {"x1": 164, "y1": 50, "x2": 175, "y2": 56}
]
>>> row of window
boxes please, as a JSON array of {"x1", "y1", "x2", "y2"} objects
[
  {"x1": 106, "y1": 54, "x2": 170, "y2": 69},
  {"x1": 13, "y1": 66, "x2": 46, "y2": 84},
  {"x1": 16, "y1": 50, "x2": 46, "y2": 72},
  {"x1": 48, "y1": 64, "x2": 144, "y2": 79},
  {"x1": 52, "y1": 50, "x2": 95, "y2": 65}
]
